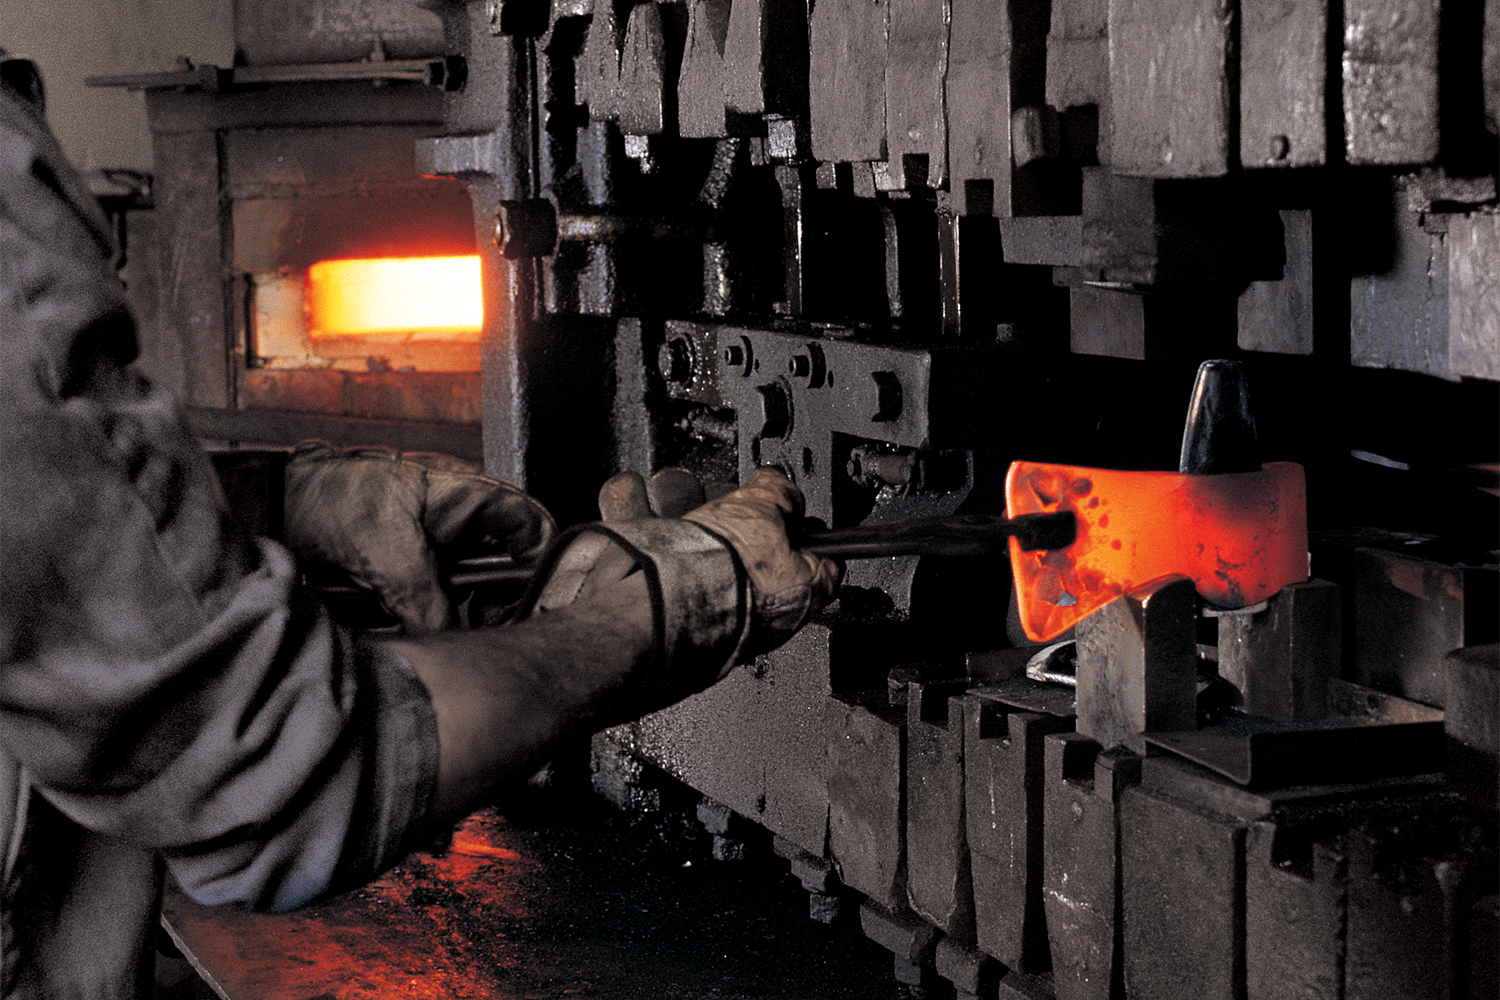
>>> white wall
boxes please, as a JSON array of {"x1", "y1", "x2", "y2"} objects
[{"x1": 0, "y1": 0, "x2": 235, "y2": 171}]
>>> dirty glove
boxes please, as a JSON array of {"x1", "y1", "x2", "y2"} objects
[
  {"x1": 284, "y1": 441, "x2": 555, "y2": 633},
  {"x1": 597, "y1": 466, "x2": 718, "y2": 520},
  {"x1": 680, "y1": 468, "x2": 843, "y2": 658},
  {"x1": 588, "y1": 466, "x2": 841, "y2": 659}
]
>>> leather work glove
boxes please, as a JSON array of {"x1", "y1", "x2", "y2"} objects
[
  {"x1": 597, "y1": 466, "x2": 718, "y2": 520},
  {"x1": 680, "y1": 468, "x2": 843, "y2": 659},
  {"x1": 595, "y1": 466, "x2": 843, "y2": 660},
  {"x1": 284, "y1": 441, "x2": 555, "y2": 633}
]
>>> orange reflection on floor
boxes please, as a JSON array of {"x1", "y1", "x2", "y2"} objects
[
  {"x1": 306, "y1": 257, "x2": 483, "y2": 339},
  {"x1": 162, "y1": 811, "x2": 532, "y2": 999}
]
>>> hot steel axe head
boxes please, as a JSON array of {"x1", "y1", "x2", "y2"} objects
[{"x1": 1005, "y1": 460, "x2": 1309, "y2": 642}]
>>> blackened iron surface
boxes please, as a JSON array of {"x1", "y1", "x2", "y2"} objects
[{"x1": 164, "y1": 800, "x2": 899, "y2": 999}]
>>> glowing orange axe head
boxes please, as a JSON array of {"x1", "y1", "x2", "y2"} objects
[{"x1": 1004, "y1": 460, "x2": 1309, "y2": 642}]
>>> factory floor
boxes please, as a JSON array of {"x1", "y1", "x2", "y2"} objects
[{"x1": 159, "y1": 775, "x2": 908, "y2": 1000}]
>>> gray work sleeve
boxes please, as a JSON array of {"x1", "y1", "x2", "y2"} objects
[
  {"x1": 521, "y1": 518, "x2": 752, "y2": 703},
  {"x1": 0, "y1": 82, "x2": 439, "y2": 914}
]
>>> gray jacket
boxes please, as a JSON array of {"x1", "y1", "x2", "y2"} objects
[{"x1": 0, "y1": 71, "x2": 439, "y2": 999}]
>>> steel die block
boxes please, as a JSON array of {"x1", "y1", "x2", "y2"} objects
[
  {"x1": 998, "y1": 968, "x2": 1061, "y2": 1000},
  {"x1": 1349, "y1": 183, "x2": 1453, "y2": 380},
  {"x1": 1074, "y1": 576, "x2": 1198, "y2": 755},
  {"x1": 936, "y1": 937, "x2": 1003, "y2": 1000},
  {"x1": 808, "y1": 0, "x2": 888, "y2": 164},
  {"x1": 722, "y1": 0, "x2": 808, "y2": 119},
  {"x1": 1043, "y1": 732, "x2": 1141, "y2": 1000},
  {"x1": 827, "y1": 691, "x2": 908, "y2": 911},
  {"x1": 1449, "y1": 212, "x2": 1500, "y2": 381},
  {"x1": 1352, "y1": 547, "x2": 1498, "y2": 709},
  {"x1": 1446, "y1": 644, "x2": 1500, "y2": 811},
  {"x1": 1240, "y1": 0, "x2": 1329, "y2": 169},
  {"x1": 1343, "y1": 0, "x2": 1442, "y2": 165},
  {"x1": 1345, "y1": 803, "x2": 1500, "y2": 1000},
  {"x1": 677, "y1": 0, "x2": 730, "y2": 139},
  {"x1": 947, "y1": 0, "x2": 1015, "y2": 216},
  {"x1": 1215, "y1": 579, "x2": 1342, "y2": 724},
  {"x1": 610, "y1": 624, "x2": 832, "y2": 855},
  {"x1": 1237, "y1": 209, "x2": 1317, "y2": 356},
  {"x1": 965, "y1": 692, "x2": 1075, "y2": 971},
  {"x1": 1108, "y1": 0, "x2": 1234, "y2": 178},
  {"x1": 1245, "y1": 817, "x2": 1348, "y2": 1000},
  {"x1": 761, "y1": 627, "x2": 836, "y2": 856},
  {"x1": 604, "y1": 658, "x2": 763, "y2": 820},
  {"x1": 616, "y1": 4, "x2": 673, "y2": 137},
  {"x1": 885, "y1": 0, "x2": 949, "y2": 190},
  {"x1": 1120, "y1": 784, "x2": 1245, "y2": 1000},
  {"x1": 906, "y1": 678, "x2": 975, "y2": 939},
  {"x1": 1470, "y1": 895, "x2": 1500, "y2": 1000},
  {"x1": 1346, "y1": 834, "x2": 1459, "y2": 1000}
]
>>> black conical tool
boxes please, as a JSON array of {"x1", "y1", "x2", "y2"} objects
[{"x1": 1179, "y1": 359, "x2": 1262, "y2": 476}]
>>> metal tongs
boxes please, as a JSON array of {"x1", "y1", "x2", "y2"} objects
[{"x1": 431, "y1": 510, "x2": 1077, "y2": 589}]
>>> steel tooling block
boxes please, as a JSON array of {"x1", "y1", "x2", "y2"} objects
[
  {"x1": 906, "y1": 676, "x2": 975, "y2": 938},
  {"x1": 965, "y1": 689, "x2": 1074, "y2": 971},
  {"x1": 1245, "y1": 812, "x2": 1352, "y2": 1000},
  {"x1": 1353, "y1": 546, "x2": 1499, "y2": 709},
  {"x1": 1120, "y1": 784, "x2": 1245, "y2": 1000},
  {"x1": 1137, "y1": 753, "x2": 1479, "y2": 1000},
  {"x1": 1345, "y1": 797, "x2": 1500, "y2": 1000},
  {"x1": 860, "y1": 899, "x2": 940, "y2": 987},
  {"x1": 1072, "y1": 577, "x2": 1198, "y2": 755},
  {"x1": 1043, "y1": 732, "x2": 1141, "y2": 1000},
  {"x1": 1446, "y1": 644, "x2": 1500, "y2": 810},
  {"x1": 1212, "y1": 578, "x2": 1341, "y2": 724},
  {"x1": 827, "y1": 689, "x2": 907, "y2": 911},
  {"x1": 612, "y1": 624, "x2": 833, "y2": 856}
]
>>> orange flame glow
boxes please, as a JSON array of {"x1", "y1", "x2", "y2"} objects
[
  {"x1": 305, "y1": 256, "x2": 483, "y2": 339},
  {"x1": 1006, "y1": 461, "x2": 1309, "y2": 642}
]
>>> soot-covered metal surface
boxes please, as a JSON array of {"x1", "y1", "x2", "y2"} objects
[{"x1": 163, "y1": 794, "x2": 900, "y2": 1000}]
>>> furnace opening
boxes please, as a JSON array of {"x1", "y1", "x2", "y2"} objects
[{"x1": 251, "y1": 255, "x2": 483, "y2": 374}]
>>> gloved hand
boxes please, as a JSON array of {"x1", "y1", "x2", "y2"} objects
[
  {"x1": 284, "y1": 441, "x2": 555, "y2": 633},
  {"x1": 597, "y1": 466, "x2": 843, "y2": 660},
  {"x1": 681, "y1": 468, "x2": 842, "y2": 658}
]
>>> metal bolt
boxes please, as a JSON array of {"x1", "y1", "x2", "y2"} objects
[
  {"x1": 493, "y1": 200, "x2": 558, "y2": 259},
  {"x1": 846, "y1": 445, "x2": 915, "y2": 488},
  {"x1": 722, "y1": 336, "x2": 753, "y2": 376},
  {"x1": 787, "y1": 343, "x2": 826, "y2": 387}
]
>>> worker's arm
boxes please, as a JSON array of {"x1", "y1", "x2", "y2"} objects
[
  {"x1": 386, "y1": 469, "x2": 840, "y2": 833},
  {"x1": 0, "y1": 70, "x2": 837, "y2": 920}
]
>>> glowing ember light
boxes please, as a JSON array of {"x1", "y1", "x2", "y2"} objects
[
  {"x1": 305, "y1": 256, "x2": 483, "y2": 339},
  {"x1": 1005, "y1": 461, "x2": 1309, "y2": 642}
]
